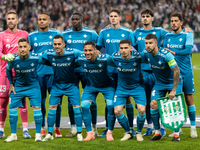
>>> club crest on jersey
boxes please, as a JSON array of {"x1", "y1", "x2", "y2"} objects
[
  {"x1": 179, "y1": 38, "x2": 182, "y2": 41},
  {"x1": 69, "y1": 35, "x2": 72, "y2": 38},
  {"x1": 168, "y1": 39, "x2": 170, "y2": 42},
  {"x1": 121, "y1": 34, "x2": 125, "y2": 37},
  {"x1": 84, "y1": 64, "x2": 87, "y2": 67},
  {"x1": 16, "y1": 64, "x2": 20, "y2": 68},
  {"x1": 6, "y1": 39, "x2": 9, "y2": 42},
  {"x1": 107, "y1": 34, "x2": 110, "y2": 37},
  {"x1": 49, "y1": 36, "x2": 53, "y2": 39},
  {"x1": 34, "y1": 37, "x2": 37, "y2": 40},
  {"x1": 83, "y1": 34, "x2": 87, "y2": 38},
  {"x1": 139, "y1": 32, "x2": 142, "y2": 35},
  {"x1": 31, "y1": 63, "x2": 34, "y2": 66},
  {"x1": 118, "y1": 62, "x2": 121, "y2": 66},
  {"x1": 98, "y1": 64, "x2": 102, "y2": 68},
  {"x1": 133, "y1": 62, "x2": 137, "y2": 66},
  {"x1": 152, "y1": 32, "x2": 156, "y2": 34},
  {"x1": 67, "y1": 57, "x2": 71, "y2": 61},
  {"x1": 158, "y1": 61, "x2": 162, "y2": 65}
]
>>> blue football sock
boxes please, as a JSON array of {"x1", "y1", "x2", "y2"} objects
[
  {"x1": 188, "y1": 105, "x2": 196, "y2": 126},
  {"x1": 82, "y1": 102, "x2": 92, "y2": 132},
  {"x1": 116, "y1": 113, "x2": 130, "y2": 132},
  {"x1": 136, "y1": 113, "x2": 146, "y2": 133},
  {"x1": 107, "y1": 100, "x2": 115, "y2": 131},
  {"x1": 68, "y1": 102, "x2": 75, "y2": 125},
  {"x1": 146, "y1": 97, "x2": 152, "y2": 124},
  {"x1": 73, "y1": 107, "x2": 82, "y2": 133},
  {"x1": 55, "y1": 105, "x2": 61, "y2": 128},
  {"x1": 47, "y1": 108, "x2": 56, "y2": 133},
  {"x1": 126, "y1": 103, "x2": 134, "y2": 128},
  {"x1": 150, "y1": 108, "x2": 160, "y2": 130},
  {"x1": 9, "y1": 109, "x2": 18, "y2": 134},
  {"x1": 105, "y1": 105, "x2": 108, "y2": 128},
  {"x1": 33, "y1": 109, "x2": 43, "y2": 134},
  {"x1": 90, "y1": 103, "x2": 97, "y2": 125},
  {"x1": 41, "y1": 98, "x2": 46, "y2": 127}
]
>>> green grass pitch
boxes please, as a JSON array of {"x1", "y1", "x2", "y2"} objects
[{"x1": 1, "y1": 53, "x2": 200, "y2": 150}]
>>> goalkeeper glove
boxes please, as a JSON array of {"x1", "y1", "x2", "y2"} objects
[{"x1": 2, "y1": 53, "x2": 16, "y2": 62}]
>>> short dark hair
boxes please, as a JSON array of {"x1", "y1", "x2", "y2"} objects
[
  {"x1": 40, "y1": 12, "x2": 50, "y2": 17},
  {"x1": 71, "y1": 12, "x2": 83, "y2": 19},
  {"x1": 109, "y1": 8, "x2": 122, "y2": 16},
  {"x1": 18, "y1": 38, "x2": 29, "y2": 44},
  {"x1": 84, "y1": 41, "x2": 96, "y2": 48},
  {"x1": 6, "y1": 10, "x2": 18, "y2": 19},
  {"x1": 170, "y1": 13, "x2": 183, "y2": 21},
  {"x1": 119, "y1": 39, "x2": 131, "y2": 46},
  {"x1": 145, "y1": 34, "x2": 157, "y2": 41},
  {"x1": 53, "y1": 35, "x2": 64, "y2": 42},
  {"x1": 141, "y1": 9, "x2": 154, "y2": 17}
]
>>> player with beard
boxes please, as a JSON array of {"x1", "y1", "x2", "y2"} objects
[
  {"x1": 28, "y1": 13, "x2": 62, "y2": 138},
  {"x1": 143, "y1": 34, "x2": 182, "y2": 141},
  {"x1": 63, "y1": 13, "x2": 99, "y2": 137},
  {"x1": 129, "y1": 9, "x2": 191, "y2": 137},
  {"x1": 163, "y1": 13, "x2": 197, "y2": 138},
  {"x1": 0, "y1": 10, "x2": 30, "y2": 139}
]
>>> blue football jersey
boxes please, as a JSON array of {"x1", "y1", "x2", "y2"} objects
[
  {"x1": 39, "y1": 48, "x2": 82, "y2": 87},
  {"x1": 97, "y1": 26, "x2": 132, "y2": 73},
  {"x1": 28, "y1": 28, "x2": 61, "y2": 75},
  {"x1": 6, "y1": 53, "x2": 40, "y2": 87},
  {"x1": 77, "y1": 53, "x2": 114, "y2": 88},
  {"x1": 163, "y1": 30, "x2": 193, "y2": 75},
  {"x1": 62, "y1": 27, "x2": 98, "y2": 73},
  {"x1": 130, "y1": 27, "x2": 168, "y2": 71},
  {"x1": 111, "y1": 51, "x2": 143, "y2": 89},
  {"x1": 143, "y1": 47, "x2": 177, "y2": 84}
]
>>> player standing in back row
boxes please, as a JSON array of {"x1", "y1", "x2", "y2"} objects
[
  {"x1": 63, "y1": 12, "x2": 99, "y2": 137},
  {"x1": 97, "y1": 8, "x2": 135, "y2": 137},
  {"x1": 163, "y1": 13, "x2": 197, "y2": 138},
  {"x1": 28, "y1": 13, "x2": 62, "y2": 138}
]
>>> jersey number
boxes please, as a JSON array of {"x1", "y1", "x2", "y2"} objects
[{"x1": 0, "y1": 85, "x2": 6, "y2": 92}]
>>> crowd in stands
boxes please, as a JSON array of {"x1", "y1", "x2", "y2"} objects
[{"x1": 0, "y1": 0, "x2": 200, "y2": 38}]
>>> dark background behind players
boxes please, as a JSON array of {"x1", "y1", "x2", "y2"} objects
[{"x1": 0, "y1": 0, "x2": 199, "y2": 38}]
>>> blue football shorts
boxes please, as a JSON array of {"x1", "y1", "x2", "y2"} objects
[{"x1": 9, "y1": 84, "x2": 41, "y2": 109}]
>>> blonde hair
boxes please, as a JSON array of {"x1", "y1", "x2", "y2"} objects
[{"x1": 6, "y1": 10, "x2": 18, "y2": 19}]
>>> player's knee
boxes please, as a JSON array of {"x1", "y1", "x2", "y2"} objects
[
  {"x1": 150, "y1": 100, "x2": 158, "y2": 109},
  {"x1": 138, "y1": 107, "x2": 146, "y2": 115},
  {"x1": 49, "y1": 105, "x2": 57, "y2": 109},
  {"x1": 32, "y1": 106, "x2": 41, "y2": 110},
  {"x1": 81, "y1": 101, "x2": 91, "y2": 110},
  {"x1": 185, "y1": 94, "x2": 194, "y2": 106},
  {"x1": 114, "y1": 107, "x2": 122, "y2": 117}
]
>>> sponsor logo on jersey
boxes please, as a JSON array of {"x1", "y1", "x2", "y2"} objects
[
  {"x1": 67, "y1": 40, "x2": 87, "y2": 44},
  {"x1": 167, "y1": 44, "x2": 183, "y2": 49},
  {"x1": 117, "y1": 67, "x2": 137, "y2": 72},
  {"x1": 149, "y1": 64, "x2": 165, "y2": 70},
  {"x1": 84, "y1": 69, "x2": 103, "y2": 73},
  {"x1": 106, "y1": 39, "x2": 121, "y2": 43},
  {"x1": 6, "y1": 43, "x2": 18, "y2": 48},
  {"x1": 34, "y1": 42, "x2": 52, "y2": 47},
  {"x1": 16, "y1": 68, "x2": 35, "y2": 73},
  {"x1": 52, "y1": 62, "x2": 71, "y2": 67}
]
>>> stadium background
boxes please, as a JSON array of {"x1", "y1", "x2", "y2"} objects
[{"x1": 0, "y1": 0, "x2": 200, "y2": 149}]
